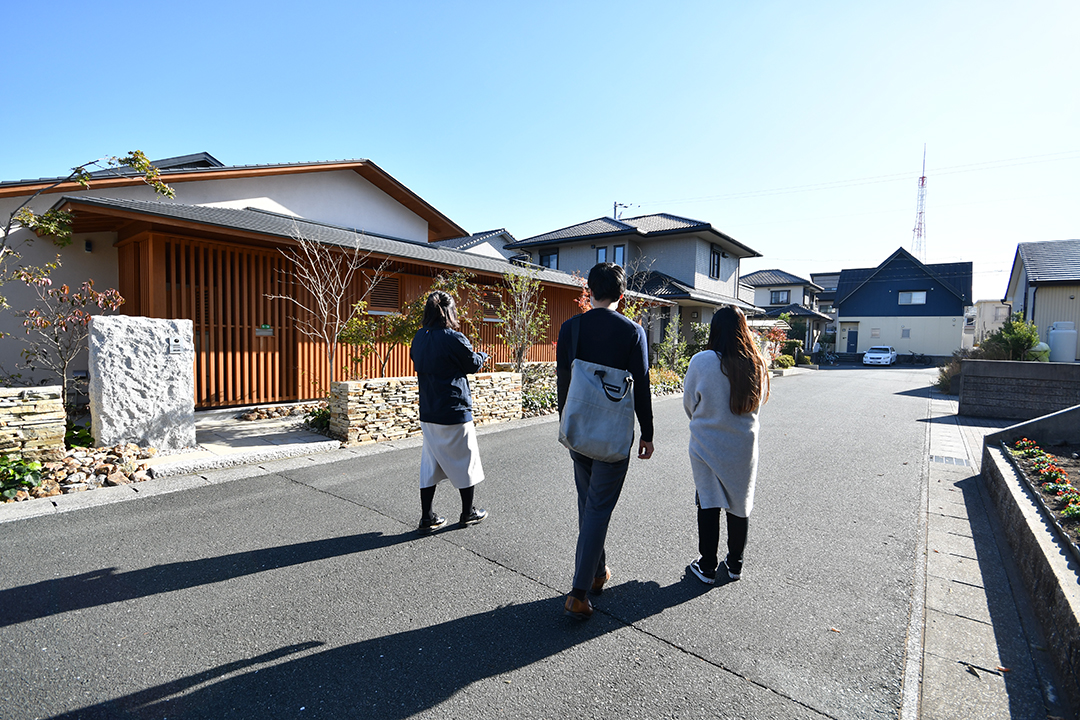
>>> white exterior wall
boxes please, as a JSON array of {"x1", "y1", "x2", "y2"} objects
[
  {"x1": 691, "y1": 241, "x2": 739, "y2": 298},
  {"x1": 973, "y1": 300, "x2": 1011, "y2": 343},
  {"x1": 838, "y1": 316, "x2": 967, "y2": 356},
  {"x1": 753, "y1": 284, "x2": 803, "y2": 308}
]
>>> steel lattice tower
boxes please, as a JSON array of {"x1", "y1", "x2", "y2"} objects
[{"x1": 911, "y1": 145, "x2": 927, "y2": 261}]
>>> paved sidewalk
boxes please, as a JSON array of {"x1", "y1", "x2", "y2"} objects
[{"x1": 917, "y1": 391, "x2": 1073, "y2": 718}]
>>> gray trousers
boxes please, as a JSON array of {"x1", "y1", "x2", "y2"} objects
[{"x1": 570, "y1": 450, "x2": 630, "y2": 592}]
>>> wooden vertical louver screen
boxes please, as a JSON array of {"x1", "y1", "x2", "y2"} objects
[{"x1": 162, "y1": 235, "x2": 297, "y2": 408}]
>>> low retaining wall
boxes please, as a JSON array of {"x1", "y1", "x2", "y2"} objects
[
  {"x1": 981, "y1": 407, "x2": 1080, "y2": 709},
  {"x1": 0, "y1": 386, "x2": 66, "y2": 461},
  {"x1": 329, "y1": 373, "x2": 522, "y2": 445},
  {"x1": 959, "y1": 359, "x2": 1080, "y2": 420}
]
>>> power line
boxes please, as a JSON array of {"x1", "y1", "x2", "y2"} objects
[{"x1": 635, "y1": 149, "x2": 1080, "y2": 207}]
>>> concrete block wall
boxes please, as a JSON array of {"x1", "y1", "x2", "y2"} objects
[
  {"x1": 959, "y1": 359, "x2": 1080, "y2": 420},
  {"x1": 0, "y1": 386, "x2": 66, "y2": 461},
  {"x1": 329, "y1": 372, "x2": 522, "y2": 445}
]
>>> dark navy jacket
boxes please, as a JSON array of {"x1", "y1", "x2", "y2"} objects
[
  {"x1": 410, "y1": 327, "x2": 489, "y2": 425},
  {"x1": 556, "y1": 308, "x2": 654, "y2": 443}
]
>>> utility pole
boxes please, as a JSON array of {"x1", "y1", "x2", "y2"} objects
[
  {"x1": 614, "y1": 202, "x2": 631, "y2": 220},
  {"x1": 911, "y1": 145, "x2": 927, "y2": 262}
]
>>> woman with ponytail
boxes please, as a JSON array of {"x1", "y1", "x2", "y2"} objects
[
  {"x1": 409, "y1": 290, "x2": 490, "y2": 533},
  {"x1": 682, "y1": 305, "x2": 770, "y2": 583}
]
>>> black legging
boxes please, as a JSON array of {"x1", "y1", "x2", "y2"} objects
[{"x1": 696, "y1": 495, "x2": 749, "y2": 574}]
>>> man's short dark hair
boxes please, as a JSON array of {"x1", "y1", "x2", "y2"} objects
[{"x1": 587, "y1": 263, "x2": 626, "y2": 303}]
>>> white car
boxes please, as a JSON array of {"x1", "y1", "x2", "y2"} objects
[{"x1": 863, "y1": 346, "x2": 897, "y2": 366}]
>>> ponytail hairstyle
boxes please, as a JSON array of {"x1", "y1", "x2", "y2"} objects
[
  {"x1": 708, "y1": 305, "x2": 770, "y2": 415},
  {"x1": 422, "y1": 290, "x2": 460, "y2": 331}
]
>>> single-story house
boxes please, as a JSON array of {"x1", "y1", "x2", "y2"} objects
[{"x1": 1003, "y1": 239, "x2": 1080, "y2": 361}]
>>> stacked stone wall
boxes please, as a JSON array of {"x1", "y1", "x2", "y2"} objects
[
  {"x1": 959, "y1": 359, "x2": 1080, "y2": 420},
  {"x1": 329, "y1": 372, "x2": 522, "y2": 445},
  {"x1": 0, "y1": 386, "x2": 65, "y2": 461}
]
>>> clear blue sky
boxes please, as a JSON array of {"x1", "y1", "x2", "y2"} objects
[{"x1": 3, "y1": 1, "x2": 1077, "y2": 301}]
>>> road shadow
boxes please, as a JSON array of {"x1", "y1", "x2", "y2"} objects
[
  {"x1": 953, "y1": 474, "x2": 1074, "y2": 718},
  {"x1": 0, "y1": 531, "x2": 417, "y2": 628},
  {"x1": 47, "y1": 577, "x2": 707, "y2": 719}
]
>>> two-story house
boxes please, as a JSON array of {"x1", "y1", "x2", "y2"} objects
[
  {"x1": 835, "y1": 248, "x2": 972, "y2": 360},
  {"x1": 503, "y1": 213, "x2": 761, "y2": 346},
  {"x1": 740, "y1": 269, "x2": 831, "y2": 351}
]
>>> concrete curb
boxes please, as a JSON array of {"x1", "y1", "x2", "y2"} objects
[{"x1": 981, "y1": 442, "x2": 1080, "y2": 710}]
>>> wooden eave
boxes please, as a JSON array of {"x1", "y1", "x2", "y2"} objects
[{"x1": 1, "y1": 160, "x2": 467, "y2": 242}]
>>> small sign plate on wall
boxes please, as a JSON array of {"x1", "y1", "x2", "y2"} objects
[{"x1": 255, "y1": 325, "x2": 274, "y2": 337}]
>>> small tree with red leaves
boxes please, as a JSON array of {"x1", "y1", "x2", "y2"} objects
[{"x1": 14, "y1": 260, "x2": 124, "y2": 416}]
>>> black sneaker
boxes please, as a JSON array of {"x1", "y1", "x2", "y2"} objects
[
  {"x1": 723, "y1": 556, "x2": 742, "y2": 580},
  {"x1": 690, "y1": 558, "x2": 717, "y2": 585},
  {"x1": 418, "y1": 515, "x2": 447, "y2": 534},
  {"x1": 459, "y1": 507, "x2": 488, "y2": 526}
]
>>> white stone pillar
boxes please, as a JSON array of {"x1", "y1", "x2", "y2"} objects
[{"x1": 88, "y1": 316, "x2": 195, "y2": 450}]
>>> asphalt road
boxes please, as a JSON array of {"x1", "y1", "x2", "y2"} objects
[{"x1": 0, "y1": 365, "x2": 939, "y2": 720}]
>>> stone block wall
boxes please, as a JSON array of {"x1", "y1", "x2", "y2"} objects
[
  {"x1": 330, "y1": 372, "x2": 522, "y2": 445},
  {"x1": 0, "y1": 386, "x2": 66, "y2": 461},
  {"x1": 959, "y1": 359, "x2": 1080, "y2": 420}
]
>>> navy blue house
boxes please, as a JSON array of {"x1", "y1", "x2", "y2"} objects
[{"x1": 835, "y1": 248, "x2": 973, "y2": 357}]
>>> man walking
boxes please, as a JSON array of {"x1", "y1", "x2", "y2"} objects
[{"x1": 557, "y1": 263, "x2": 654, "y2": 619}]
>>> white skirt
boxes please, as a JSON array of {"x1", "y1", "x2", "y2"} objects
[{"x1": 419, "y1": 421, "x2": 485, "y2": 489}]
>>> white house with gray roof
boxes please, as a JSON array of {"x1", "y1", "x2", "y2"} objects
[{"x1": 1004, "y1": 239, "x2": 1080, "y2": 360}]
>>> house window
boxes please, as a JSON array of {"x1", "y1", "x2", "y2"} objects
[
  {"x1": 596, "y1": 246, "x2": 607, "y2": 264},
  {"x1": 709, "y1": 247, "x2": 722, "y2": 279},
  {"x1": 901, "y1": 328, "x2": 911, "y2": 339},
  {"x1": 898, "y1": 291, "x2": 926, "y2": 305},
  {"x1": 770, "y1": 290, "x2": 790, "y2": 305},
  {"x1": 994, "y1": 306, "x2": 1009, "y2": 321},
  {"x1": 539, "y1": 250, "x2": 558, "y2": 269},
  {"x1": 613, "y1": 245, "x2": 625, "y2": 267}
]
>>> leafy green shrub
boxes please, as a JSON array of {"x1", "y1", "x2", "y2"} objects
[
  {"x1": 654, "y1": 323, "x2": 691, "y2": 376},
  {"x1": 650, "y1": 367, "x2": 683, "y2": 394},
  {"x1": 780, "y1": 339, "x2": 803, "y2": 357},
  {"x1": 979, "y1": 312, "x2": 1040, "y2": 360},
  {"x1": 773, "y1": 355, "x2": 795, "y2": 370},
  {"x1": 305, "y1": 405, "x2": 331, "y2": 433},
  {"x1": 523, "y1": 385, "x2": 557, "y2": 414},
  {"x1": 65, "y1": 423, "x2": 95, "y2": 448},
  {"x1": 1, "y1": 454, "x2": 43, "y2": 501}
]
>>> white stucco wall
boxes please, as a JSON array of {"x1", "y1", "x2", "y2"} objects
[
  {"x1": 753, "y1": 284, "x2": 804, "y2": 308},
  {"x1": 838, "y1": 315, "x2": 966, "y2": 356}
]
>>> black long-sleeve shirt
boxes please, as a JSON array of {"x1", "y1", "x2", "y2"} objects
[{"x1": 556, "y1": 308, "x2": 654, "y2": 443}]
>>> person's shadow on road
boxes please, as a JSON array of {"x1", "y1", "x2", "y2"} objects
[
  {"x1": 46, "y1": 576, "x2": 708, "y2": 720},
  {"x1": 0, "y1": 531, "x2": 418, "y2": 628}
]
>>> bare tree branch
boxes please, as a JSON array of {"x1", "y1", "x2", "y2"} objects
[{"x1": 266, "y1": 224, "x2": 390, "y2": 390}]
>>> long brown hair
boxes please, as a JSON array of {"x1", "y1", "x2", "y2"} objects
[{"x1": 708, "y1": 306, "x2": 770, "y2": 415}]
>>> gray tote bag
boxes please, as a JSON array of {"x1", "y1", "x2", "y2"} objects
[{"x1": 558, "y1": 316, "x2": 635, "y2": 462}]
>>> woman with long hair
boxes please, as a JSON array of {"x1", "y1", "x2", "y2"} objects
[
  {"x1": 682, "y1": 305, "x2": 770, "y2": 583},
  {"x1": 409, "y1": 290, "x2": 489, "y2": 533}
]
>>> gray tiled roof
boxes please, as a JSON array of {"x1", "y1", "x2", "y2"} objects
[
  {"x1": 58, "y1": 196, "x2": 580, "y2": 288},
  {"x1": 506, "y1": 213, "x2": 760, "y2": 258},
  {"x1": 431, "y1": 229, "x2": 515, "y2": 251},
  {"x1": 741, "y1": 269, "x2": 821, "y2": 289},
  {"x1": 762, "y1": 303, "x2": 832, "y2": 321},
  {"x1": 631, "y1": 270, "x2": 758, "y2": 311},
  {"x1": 1017, "y1": 239, "x2": 1080, "y2": 283}
]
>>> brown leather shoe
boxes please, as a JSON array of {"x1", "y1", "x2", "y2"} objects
[
  {"x1": 590, "y1": 566, "x2": 612, "y2": 595},
  {"x1": 563, "y1": 594, "x2": 593, "y2": 620}
]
